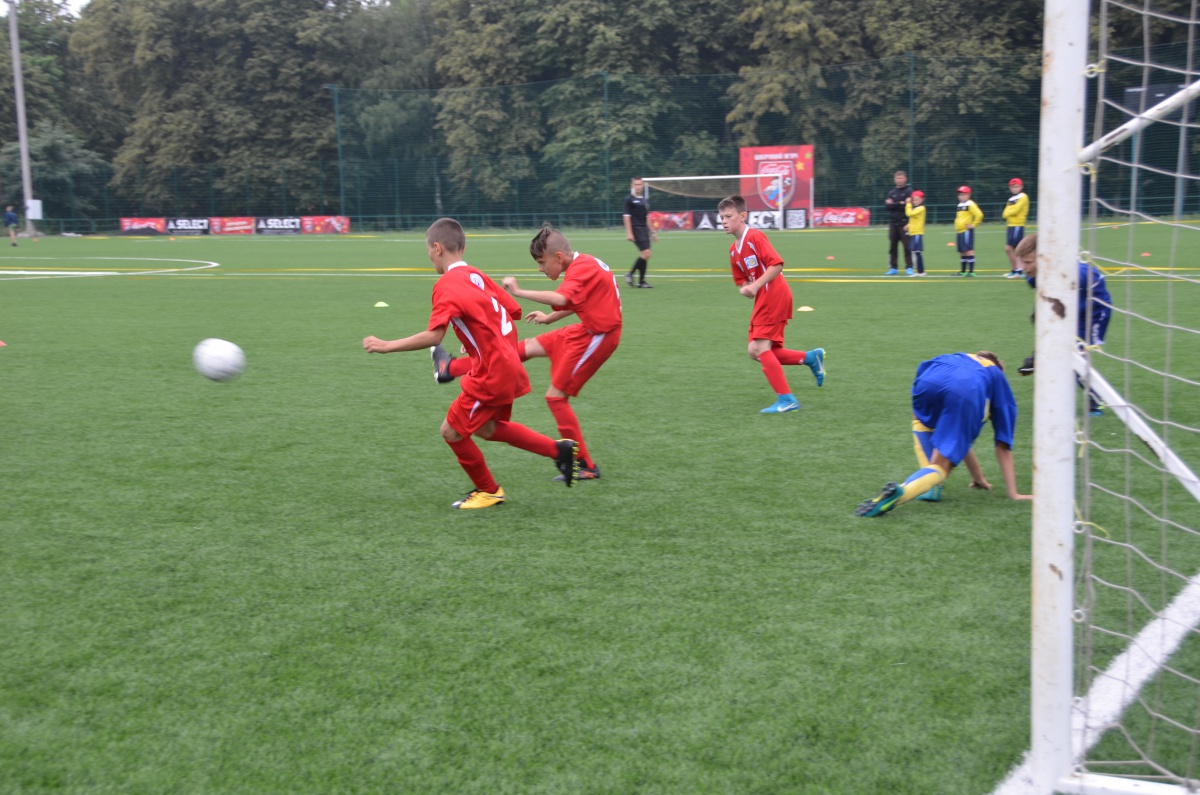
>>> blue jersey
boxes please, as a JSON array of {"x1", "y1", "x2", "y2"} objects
[
  {"x1": 1026, "y1": 262, "x2": 1111, "y2": 342},
  {"x1": 911, "y1": 353, "x2": 1018, "y2": 465},
  {"x1": 4, "y1": 211, "x2": 16, "y2": 227}
]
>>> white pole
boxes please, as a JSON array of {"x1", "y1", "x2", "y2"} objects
[
  {"x1": 7, "y1": 0, "x2": 34, "y2": 236},
  {"x1": 1030, "y1": 0, "x2": 1089, "y2": 790}
]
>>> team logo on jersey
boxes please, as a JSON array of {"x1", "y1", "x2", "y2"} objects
[
  {"x1": 757, "y1": 162, "x2": 795, "y2": 209},
  {"x1": 470, "y1": 273, "x2": 486, "y2": 291},
  {"x1": 744, "y1": 255, "x2": 759, "y2": 270}
]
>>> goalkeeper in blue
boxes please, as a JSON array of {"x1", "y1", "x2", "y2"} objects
[{"x1": 855, "y1": 352, "x2": 1033, "y2": 517}]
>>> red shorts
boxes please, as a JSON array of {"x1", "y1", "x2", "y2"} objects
[
  {"x1": 445, "y1": 392, "x2": 513, "y2": 438},
  {"x1": 534, "y1": 324, "x2": 621, "y2": 397},
  {"x1": 748, "y1": 321, "x2": 789, "y2": 344}
]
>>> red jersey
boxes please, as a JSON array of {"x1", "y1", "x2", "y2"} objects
[
  {"x1": 428, "y1": 262, "x2": 531, "y2": 406},
  {"x1": 556, "y1": 252, "x2": 623, "y2": 333},
  {"x1": 729, "y1": 227, "x2": 793, "y2": 324}
]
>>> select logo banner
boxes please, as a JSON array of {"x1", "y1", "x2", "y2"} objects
[
  {"x1": 256, "y1": 217, "x2": 302, "y2": 235},
  {"x1": 167, "y1": 218, "x2": 209, "y2": 235}
]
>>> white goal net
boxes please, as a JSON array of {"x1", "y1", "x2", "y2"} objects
[
  {"x1": 1002, "y1": 1, "x2": 1200, "y2": 794},
  {"x1": 641, "y1": 174, "x2": 787, "y2": 229}
]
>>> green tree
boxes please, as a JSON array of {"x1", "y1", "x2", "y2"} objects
[
  {"x1": 0, "y1": 120, "x2": 107, "y2": 218},
  {"x1": 70, "y1": 0, "x2": 361, "y2": 215}
]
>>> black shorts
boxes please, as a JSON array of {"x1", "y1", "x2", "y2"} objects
[{"x1": 631, "y1": 230, "x2": 651, "y2": 251}]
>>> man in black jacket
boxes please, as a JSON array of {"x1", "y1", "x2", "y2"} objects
[{"x1": 884, "y1": 171, "x2": 915, "y2": 275}]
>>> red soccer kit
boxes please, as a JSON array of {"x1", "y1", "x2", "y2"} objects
[
  {"x1": 534, "y1": 252, "x2": 623, "y2": 396},
  {"x1": 429, "y1": 262, "x2": 532, "y2": 435},
  {"x1": 729, "y1": 227, "x2": 794, "y2": 343}
]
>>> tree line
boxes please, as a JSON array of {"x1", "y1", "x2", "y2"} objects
[{"x1": 0, "y1": 0, "x2": 1187, "y2": 223}]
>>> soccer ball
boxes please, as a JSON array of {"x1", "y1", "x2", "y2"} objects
[{"x1": 193, "y1": 338, "x2": 245, "y2": 382}]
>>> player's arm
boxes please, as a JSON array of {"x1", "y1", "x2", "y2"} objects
[
  {"x1": 363, "y1": 325, "x2": 446, "y2": 354},
  {"x1": 963, "y1": 449, "x2": 992, "y2": 490},
  {"x1": 623, "y1": 214, "x2": 633, "y2": 240},
  {"x1": 739, "y1": 263, "x2": 784, "y2": 298},
  {"x1": 1002, "y1": 202, "x2": 1014, "y2": 220},
  {"x1": 971, "y1": 203, "x2": 984, "y2": 227},
  {"x1": 525, "y1": 309, "x2": 574, "y2": 325},
  {"x1": 993, "y1": 442, "x2": 1032, "y2": 500},
  {"x1": 502, "y1": 276, "x2": 568, "y2": 308}
]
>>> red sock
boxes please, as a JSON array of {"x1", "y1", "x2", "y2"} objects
[
  {"x1": 757, "y1": 349, "x2": 791, "y2": 394},
  {"x1": 448, "y1": 356, "x2": 471, "y2": 378},
  {"x1": 446, "y1": 436, "x2": 498, "y2": 493},
  {"x1": 487, "y1": 420, "x2": 558, "y2": 458},
  {"x1": 546, "y1": 396, "x2": 592, "y2": 468},
  {"x1": 774, "y1": 348, "x2": 806, "y2": 366}
]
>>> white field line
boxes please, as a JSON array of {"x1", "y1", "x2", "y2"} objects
[
  {"x1": 0, "y1": 257, "x2": 219, "y2": 280},
  {"x1": 991, "y1": 576, "x2": 1200, "y2": 795}
]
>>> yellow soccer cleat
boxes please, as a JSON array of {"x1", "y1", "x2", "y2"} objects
[{"x1": 452, "y1": 487, "x2": 506, "y2": 510}]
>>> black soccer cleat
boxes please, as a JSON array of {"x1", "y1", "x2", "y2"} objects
[
  {"x1": 1018, "y1": 355, "x2": 1035, "y2": 377},
  {"x1": 554, "y1": 439, "x2": 580, "y2": 488},
  {"x1": 553, "y1": 464, "x2": 599, "y2": 482},
  {"x1": 431, "y1": 345, "x2": 456, "y2": 384}
]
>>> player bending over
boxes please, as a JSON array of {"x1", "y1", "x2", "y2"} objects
[
  {"x1": 718, "y1": 194, "x2": 825, "y2": 413},
  {"x1": 855, "y1": 352, "x2": 1032, "y2": 517},
  {"x1": 362, "y1": 217, "x2": 578, "y2": 510}
]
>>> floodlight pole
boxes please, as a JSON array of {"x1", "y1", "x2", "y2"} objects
[{"x1": 6, "y1": 0, "x2": 34, "y2": 236}]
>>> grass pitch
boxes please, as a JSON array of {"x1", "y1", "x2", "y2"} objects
[{"x1": 0, "y1": 221, "x2": 1196, "y2": 793}]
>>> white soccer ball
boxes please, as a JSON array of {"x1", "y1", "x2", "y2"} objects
[{"x1": 193, "y1": 338, "x2": 245, "y2": 382}]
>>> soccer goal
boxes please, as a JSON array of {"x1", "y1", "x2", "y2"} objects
[
  {"x1": 995, "y1": 1, "x2": 1200, "y2": 793},
  {"x1": 641, "y1": 174, "x2": 787, "y2": 229}
]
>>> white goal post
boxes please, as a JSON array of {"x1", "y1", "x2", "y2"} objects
[{"x1": 641, "y1": 174, "x2": 787, "y2": 229}]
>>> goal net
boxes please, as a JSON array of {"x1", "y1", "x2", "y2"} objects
[
  {"x1": 1003, "y1": 1, "x2": 1200, "y2": 794},
  {"x1": 641, "y1": 174, "x2": 786, "y2": 229}
]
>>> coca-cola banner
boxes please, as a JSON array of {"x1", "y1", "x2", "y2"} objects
[
  {"x1": 256, "y1": 217, "x2": 302, "y2": 235},
  {"x1": 301, "y1": 216, "x2": 350, "y2": 234},
  {"x1": 648, "y1": 211, "x2": 693, "y2": 232},
  {"x1": 209, "y1": 217, "x2": 255, "y2": 235},
  {"x1": 120, "y1": 217, "x2": 166, "y2": 234},
  {"x1": 167, "y1": 218, "x2": 209, "y2": 235},
  {"x1": 813, "y1": 207, "x2": 871, "y2": 227},
  {"x1": 738, "y1": 145, "x2": 814, "y2": 214}
]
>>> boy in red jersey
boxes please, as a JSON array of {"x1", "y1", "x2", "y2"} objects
[
  {"x1": 718, "y1": 195, "x2": 825, "y2": 413},
  {"x1": 502, "y1": 225, "x2": 622, "y2": 480},
  {"x1": 363, "y1": 218, "x2": 578, "y2": 510}
]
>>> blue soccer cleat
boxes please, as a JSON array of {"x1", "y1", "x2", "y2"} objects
[
  {"x1": 805, "y1": 348, "x2": 825, "y2": 387},
  {"x1": 905, "y1": 267, "x2": 914, "y2": 276},
  {"x1": 761, "y1": 395, "x2": 800, "y2": 414},
  {"x1": 855, "y1": 482, "x2": 905, "y2": 517},
  {"x1": 885, "y1": 268, "x2": 899, "y2": 275},
  {"x1": 915, "y1": 483, "x2": 943, "y2": 502}
]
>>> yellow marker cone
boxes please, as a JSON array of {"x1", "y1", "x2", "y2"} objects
[{"x1": 374, "y1": 301, "x2": 389, "y2": 307}]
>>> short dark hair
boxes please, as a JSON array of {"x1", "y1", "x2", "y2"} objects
[
  {"x1": 426, "y1": 217, "x2": 466, "y2": 253},
  {"x1": 718, "y1": 195, "x2": 746, "y2": 214},
  {"x1": 895, "y1": 170, "x2": 907, "y2": 177},
  {"x1": 529, "y1": 224, "x2": 571, "y2": 260}
]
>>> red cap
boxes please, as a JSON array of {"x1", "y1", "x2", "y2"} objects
[
  {"x1": 1009, "y1": 178, "x2": 1024, "y2": 187},
  {"x1": 911, "y1": 190, "x2": 924, "y2": 199},
  {"x1": 957, "y1": 185, "x2": 971, "y2": 194}
]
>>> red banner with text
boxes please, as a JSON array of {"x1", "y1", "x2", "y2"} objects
[
  {"x1": 738, "y1": 145, "x2": 813, "y2": 213},
  {"x1": 209, "y1": 217, "x2": 256, "y2": 235},
  {"x1": 648, "y1": 211, "x2": 693, "y2": 232},
  {"x1": 120, "y1": 217, "x2": 166, "y2": 233},
  {"x1": 812, "y1": 207, "x2": 871, "y2": 227},
  {"x1": 301, "y1": 216, "x2": 351, "y2": 234}
]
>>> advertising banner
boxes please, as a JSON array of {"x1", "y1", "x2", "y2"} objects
[
  {"x1": 813, "y1": 207, "x2": 870, "y2": 227},
  {"x1": 210, "y1": 217, "x2": 255, "y2": 235},
  {"x1": 648, "y1": 211, "x2": 693, "y2": 232},
  {"x1": 691, "y1": 211, "x2": 722, "y2": 231},
  {"x1": 167, "y1": 218, "x2": 209, "y2": 235},
  {"x1": 256, "y1": 217, "x2": 302, "y2": 235},
  {"x1": 301, "y1": 216, "x2": 350, "y2": 234},
  {"x1": 738, "y1": 145, "x2": 814, "y2": 213},
  {"x1": 785, "y1": 209, "x2": 808, "y2": 230},
  {"x1": 120, "y1": 217, "x2": 166, "y2": 234}
]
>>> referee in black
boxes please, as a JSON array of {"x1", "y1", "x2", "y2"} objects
[
  {"x1": 623, "y1": 177, "x2": 655, "y2": 288},
  {"x1": 884, "y1": 170, "x2": 915, "y2": 275}
]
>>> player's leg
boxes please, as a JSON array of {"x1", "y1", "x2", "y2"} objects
[
  {"x1": 909, "y1": 235, "x2": 925, "y2": 275},
  {"x1": 750, "y1": 335, "x2": 798, "y2": 413},
  {"x1": 635, "y1": 245, "x2": 653, "y2": 287},
  {"x1": 476, "y1": 404, "x2": 580, "y2": 487},
  {"x1": 773, "y1": 342, "x2": 825, "y2": 387},
  {"x1": 902, "y1": 229, "x2": 914, "y2": 275},
  {"x1": 543, "y1": 327, "x2": 618, "y2": 478},
  {"x1": 886, "y1": 226, "x2": 900, "y2": 274},
  {"x1": 911, "y1": 418, "x2": 944, "y2": 501},
  {"x1": 440, "y1": 412, "x2": 505, "y2": 509},
  {"x1": 965, "y1": 231, "x2": 976, "y2": 275}
]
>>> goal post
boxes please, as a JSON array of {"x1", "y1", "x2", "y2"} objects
[{"x1": 641, "y1": 174, "x2": 786, "y2": 229}]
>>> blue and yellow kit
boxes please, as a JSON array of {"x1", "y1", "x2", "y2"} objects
[
  {"x1": 954, "y1": 200, "x2": 983, "y2": 233},
  {"x1": 910, "y1": 353, "x2": 1017, "y2": 465},
  {"x1": 904, "y1": 202, "x2": 926, "y2": 236},
  {"x1": 1003, "y1": 192, "x2": 1029, "y2": 227}
]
